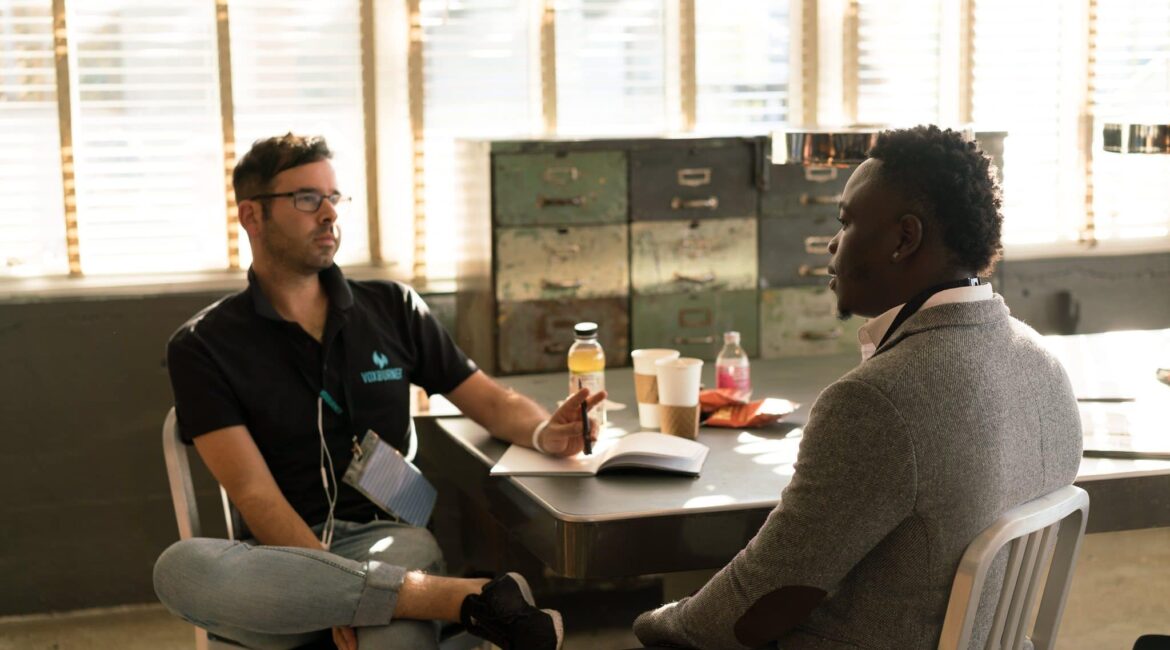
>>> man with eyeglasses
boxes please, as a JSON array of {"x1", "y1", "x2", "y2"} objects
[{"x1": 153, "y1": 134, "x2": 597, "y2": 650}]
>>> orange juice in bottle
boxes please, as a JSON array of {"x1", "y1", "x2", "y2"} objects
[{"x1": 567, "y1": 322, "x2": 606, "y2": 427}]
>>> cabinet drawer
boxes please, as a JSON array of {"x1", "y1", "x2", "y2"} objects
[
  {"x1": 758, "y1": 212, "x2": 838, "y2": 288},
  {"x1": 497, "y1": 298, "x2": 629, "y2": 375},
  {"x1": 761, "y1": 164, "x2": 855, "y2": 220},
  {"x1": 493, "y1": 151, "x2": 628, "y2": 226},
  {"x1": 630, "y1": 217, "x2": 757, "y2": 295},
  {"x1": 759, "y1": 287, "x2": 862, "y2": 359},
  {"x1": 495, "y1": 225, "x2": 629, "y2": 302},
  {"x1": 631, "y1": 290, "x2": 758, "y2": 360},
  {"x1": 629, "y1": 140, "x2": 758, "y2": 221}
]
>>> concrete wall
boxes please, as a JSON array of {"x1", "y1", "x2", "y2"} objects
[{"x1": 0, "y1": 252, "x2": 1167, "y2": 615}]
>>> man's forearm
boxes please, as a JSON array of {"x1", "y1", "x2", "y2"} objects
[
  {"x1": 235, "y1": 492, "x2": 323, "y2": 549},
  {"x1": 486, "y1": 390, "x2": 548, "y2": 447}
]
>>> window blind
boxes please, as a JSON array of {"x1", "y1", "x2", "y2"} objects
[
  {"x1": 420, "y1": 0, "x2": 533, "y2": 281},
  {"x1": 229, "y1": 0, "x2": 369, "y2": 269},
  {"x1": 694, "y1": 0, "x2": 790, "y2": 133},
  {"x1": 856, "y1": 0, "x2": 942, "y2": 127},
  {"x1": 555, "y1": 0, "x2": 667, "y2": 135},
  {"x1": 972, "y1": 0, "x2": 1082, "y2": 245},
  {"x1": 0, "y1": 0, "x2": 67, "y2": 277},
  {"x1": 67, "y1": 0, "x2": 226, "y2": 275},
  {"x1": 1091, "y1": 0, "x2": 1170, "y2": 241}
]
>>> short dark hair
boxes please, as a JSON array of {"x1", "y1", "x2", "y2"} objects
[
  {"x1": 232, "y1": 133, "x2": 333, "y2": 202},
  {"x1": 867, "y1": 125, "x2": 1004, "y2": 274}
]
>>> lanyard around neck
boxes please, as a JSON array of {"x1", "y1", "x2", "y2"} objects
[{"x1": 876, "y1": 278, "x2": 981, "y2": 350}]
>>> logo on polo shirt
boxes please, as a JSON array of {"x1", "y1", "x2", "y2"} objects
[{"x1": 362, "y1": 350, "x2": 403, "y2": 384}]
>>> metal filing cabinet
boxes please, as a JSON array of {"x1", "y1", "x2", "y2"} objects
[
  {"x1": 629, "y1": 217, "x2": 757, "y2": 295},
  {"x1": 758, "y1": 164, "x2": 853, "y2": 289},
  {"x1": 455, "y1": 140, "x2": 631, "y2": 375},
  {"x1": 759, "y1": 287, "x2": 861, "y2": 358},
  {"x1": 628, "y1": 138, "x2": 763, "y2": 360},
  {"x1": 757, "y1": 162, "x2": 852, "y2": 357},
  {"x1": 632, "y1": 290, "x2": 759, "y2": 359}
]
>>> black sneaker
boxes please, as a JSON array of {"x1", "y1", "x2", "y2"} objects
[{"x1": 460, "y1": 572, "x2": 564, "y2": 650}]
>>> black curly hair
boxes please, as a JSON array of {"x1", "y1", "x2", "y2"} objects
[
  {"x1": 232, "y1": 133, "x2": 333, "y2": 205},
  {"x1": 867, "y1": 125, "x2": 1004, "y2": 275}
]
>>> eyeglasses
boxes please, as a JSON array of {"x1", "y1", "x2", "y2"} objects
[{"x1": 249, "y1": 190, "x2": 352, "y2": 214}]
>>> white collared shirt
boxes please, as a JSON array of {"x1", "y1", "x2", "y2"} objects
[{"x1": 857, "y1": 282, "x2": 993, "y2": 362}]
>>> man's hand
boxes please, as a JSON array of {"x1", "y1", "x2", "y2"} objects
[
  {"x1": 333, "y1": 625, "x2": 357, "y2": 650},
  {"x1": 536, "y1": 388, "x2": 607, "y2": 457}
]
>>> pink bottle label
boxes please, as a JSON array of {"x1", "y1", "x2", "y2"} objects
[{"x1": 716, "y1": 364, "x2": 751, "y2": 392}]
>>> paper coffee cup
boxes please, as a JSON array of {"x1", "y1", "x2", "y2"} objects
[
  {"x1": 631, "y1": 349, "x2": 680, "y2": 429},
  {"x1": 655, "y1": 357, "x2": 703, "y2": 439}
]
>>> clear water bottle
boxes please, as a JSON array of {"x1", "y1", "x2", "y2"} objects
[
  {"x1": 715, "y1": 331, "x2": 751, "y2": 399},
  {"x1": 567, "y1": 321, "x2": 606, "y2": 426}
]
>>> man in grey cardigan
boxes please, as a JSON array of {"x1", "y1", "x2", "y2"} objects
[{"x1": 633, "y1": 125, "x2": 1082, "y2": 649}]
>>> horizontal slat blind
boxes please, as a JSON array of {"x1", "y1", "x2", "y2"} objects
[
  {"x1": 229, "y1": 0, "x2": 369, "y2": 269},
  {"x1": 421, "y1": 0, "x2": 532, "y2": 281},
  {"x1": 0, "y1": 1, "x2": 67, "y2": 277},
  {"x1": 1091, "y1": 0, "x2": 1170, "y2": 240},
  {"x1": 972, "y1": 0, "x2": 1081, "y2": 245},
  {"x1": 694, "y1": 0, "x2": 790, "y2": 132},
  {"x1": 68, "y1": 0, "x2": 226, "y2": 275},
  {"x1": 856, "y1": 0, "x2": 942, "y2": 127},
  {"x1": 556, "y1": 0, "x2": 666, "y2": 135}
]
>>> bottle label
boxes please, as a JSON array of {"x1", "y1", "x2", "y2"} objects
[
  {"x1": 569, "y1": 371, "x2": 606, "y2": 425},
  {"x1": 570, "y1": 370, "x2": 605, "y2": 396},
  {"x1": 716, "y1": 364, "x2": 751, "y2": 392}
]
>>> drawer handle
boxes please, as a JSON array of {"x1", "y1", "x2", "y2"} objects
[
  {"x1": 543, "y1": 341, "x2": 571, "y2": 355},
  {"x1": 539, "y1": 196, "x2": 584, "y2": 208},
  {"x1": 804, "y1": 236, "x2": 834, "y2": 255},
  {"x1": 678, "y1": 307, "x2": 713, "y2": 328},
  {"x1": 543, "y1": 243, "x2": 581, "y2": 259},
  {"x1": 673, "y1": 271, "x2": 716, "y2": 284},
  {"x1": 542, "y1": 166, "x2": 579, "y2": 184},
  {"x1": 804, "y1": 167, "x2": 839, "y2": 182},
  {"x1": 800, "y1": 193, "x2": 841, "y2": 206},
  {"x1": 670, "y1": 196, "x2": 719, "y2": 210},
  {"x1": 542, "y1": 278, "x2": 583, "y2": 290},
  {"x1": 798, "y1": 264, "x2": 831, "y2": 277},
  {"x1": 800, "y1": 328, "x2": 843, "y2": 341},
  {"x1": 677, "y1": 167, "x2": 712, "y2": 187},
  {"x1": 674, "y1": 335, "x2": 716, "y2": 345}
]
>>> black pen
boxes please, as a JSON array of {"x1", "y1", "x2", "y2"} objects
[{"x1": 581, "y1": 400, "x2": 593, "y2": 455}]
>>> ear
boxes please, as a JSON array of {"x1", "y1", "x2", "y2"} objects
[
  {"x1": 237, "y1": 199, "x2": 262, "y2": 237},
  {"x1": 893, "y1": 213, "x2": 923, "y2": 261}
]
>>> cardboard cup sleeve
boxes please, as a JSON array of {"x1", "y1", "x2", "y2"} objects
[
  {"x1": 634, "y1": 372, "x2": 659, "y2": 404},
  {"x1": 659, "y1": 403, "x2": 700, "y2": 440}
]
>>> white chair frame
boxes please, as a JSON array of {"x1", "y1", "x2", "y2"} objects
[
  {"x1": 162, "y1": 407, "x2": 245, "y2": 650},
  {"x1": 938, "y1": 484, "x2": 1090, "y2": 650}
]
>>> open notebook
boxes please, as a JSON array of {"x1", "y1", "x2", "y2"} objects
[{"x1": 490, "y1": 432, "x2": 710, "y2": 477}]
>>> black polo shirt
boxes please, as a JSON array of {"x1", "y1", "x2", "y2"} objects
[{"x1": 166, "y1": 265, "x2": 476, "y2": 527}]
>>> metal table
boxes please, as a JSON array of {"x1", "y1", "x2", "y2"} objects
[{"x1": 416, "y1": 349, "x2": 1170, "y2": 579}]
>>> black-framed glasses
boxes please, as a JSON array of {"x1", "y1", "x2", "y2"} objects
[{"x1": 249, "y1": 190, "x2": 351, "y2": 214}]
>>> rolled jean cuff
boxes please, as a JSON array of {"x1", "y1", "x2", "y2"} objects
[{"x1": 352, "y1": 560, "x2": 408, "y2": 627}]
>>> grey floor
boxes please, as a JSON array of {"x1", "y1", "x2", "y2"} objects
[{"x1": 3, "y1": 527, "x2": 1168, "y2": 650}]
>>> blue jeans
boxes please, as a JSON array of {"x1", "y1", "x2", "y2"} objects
[{"x1": 153, "y1": 520, "x2": 445, "y2": 649}]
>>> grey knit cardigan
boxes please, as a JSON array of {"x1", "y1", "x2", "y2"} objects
[{"x1": 634, "y1": 296, "x2": 1083, "y2": 649}]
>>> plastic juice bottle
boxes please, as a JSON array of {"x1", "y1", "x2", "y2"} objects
[
  {"x1": 567, "y1": 321, "x2": 606, "y2": 427},
  {"x1": 715, "y1": 330, "x2": 751, "y2": 399}
]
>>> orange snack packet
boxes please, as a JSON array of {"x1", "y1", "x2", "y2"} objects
[
  {"x1": 705, "y1": 397, "x2": 799, "y2": 429},
  {"x1": 699, "y1": 387, "x2": 752, "y2": 413}
]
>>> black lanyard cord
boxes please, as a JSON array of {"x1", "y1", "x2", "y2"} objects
[{"x1": 876, "y1": 278, "x2": 981, "y2": 350}]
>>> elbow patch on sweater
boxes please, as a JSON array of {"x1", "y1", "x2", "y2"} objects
[{"x1": 733, "y1": 585, "x2": 827, "y2": 647}]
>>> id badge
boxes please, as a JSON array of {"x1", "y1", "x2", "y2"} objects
[{"x1": 342, "y1": 430, "x2": 436, "y2": 527}]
